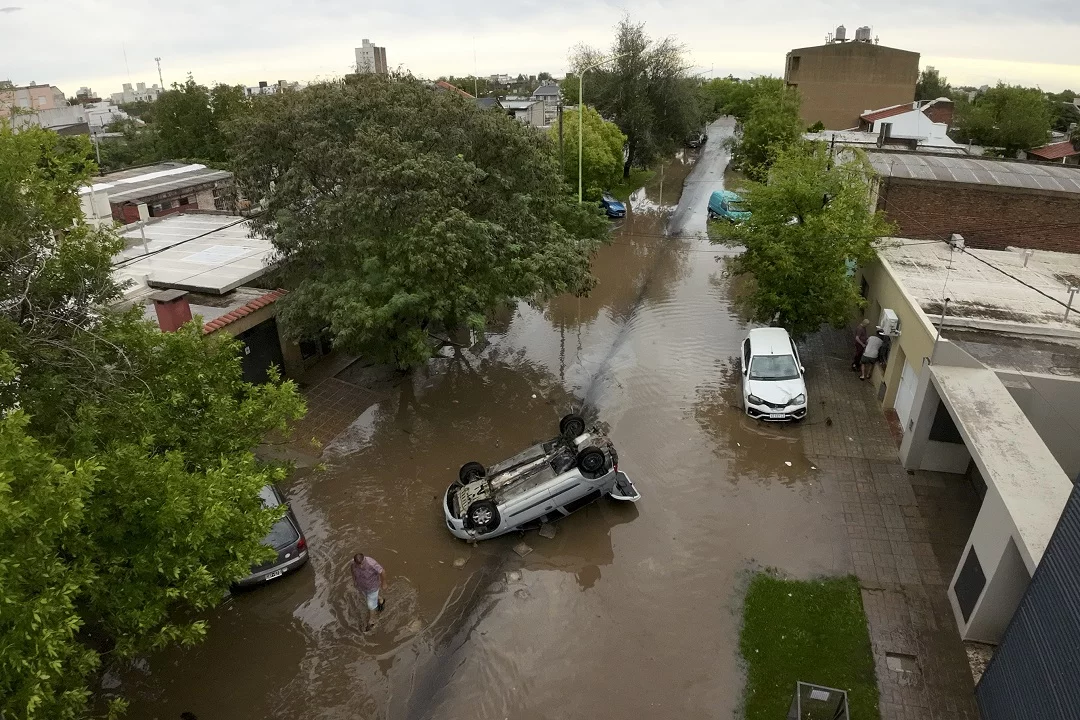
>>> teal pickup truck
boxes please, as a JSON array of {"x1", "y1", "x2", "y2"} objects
[{"x1": 707, "y1": 190, "x2": 751, "y2": 223}]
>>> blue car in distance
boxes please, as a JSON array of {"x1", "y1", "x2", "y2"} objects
[
  {"x1": 708, "y1": 190, "x2": 751, "y2": 223},
  {"x1": 599, "y1": 192, "x2": 626, "y2": 219}
]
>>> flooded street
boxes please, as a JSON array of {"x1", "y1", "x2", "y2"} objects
[{"x1": 113, "y1": 117, "x2": 848, "y2": 719}]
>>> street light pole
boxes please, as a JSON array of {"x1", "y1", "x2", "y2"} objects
[{"x1": 577, "y1": 52, "x2": 631, "y2": 203}]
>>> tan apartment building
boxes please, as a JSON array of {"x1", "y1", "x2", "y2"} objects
[
  {"x1": 784, "y1": 31, "x2": 919, "y2": 130},
  {"x1": 0, "y1": 83, "x2": 67, "y2": 119}
]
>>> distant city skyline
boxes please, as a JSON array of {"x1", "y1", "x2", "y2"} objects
[{"x1": 2, "y1": 3, "x2": 1077, "y2": 96}]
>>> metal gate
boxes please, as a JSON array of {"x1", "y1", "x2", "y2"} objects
[{"x1": 975, "y1": 484, "x2": 1080, "y2": 720}]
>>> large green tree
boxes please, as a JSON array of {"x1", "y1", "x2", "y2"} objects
[
  {"x1": 228, "y1": 75, "x2": 609, "y2": 369},
  {"x1": 549, "y1": 106, "x2": 627, "y2": 198},
  {"x1": 955, "y1": 83, "x2": 1052, "y2": 155},
  {"x1": 571, "y1": 16, "x2": 700, "y2": 176},
  {"x1": 0, "y1": 125, "x2": 304, "y2": 720},
  {"x1": 149, "y1": 76, "x2": 250, "y2": 165},
  {"x1": 915, "y1": 67, "x2": 952, "y2": 102},
  {"x1": 714, "y1": 142, "x2": 895, "y2": 338},
  {"x1": 698, "y1": 75, "x2": 785, "y2": 124},
  {"x1": 731, "y1": 85, "x2": 804, "y2": 181}
]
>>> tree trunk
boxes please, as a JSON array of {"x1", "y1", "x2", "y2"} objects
[{"x1": 623, "y1": 136, "x2": 636, "y2": 178}]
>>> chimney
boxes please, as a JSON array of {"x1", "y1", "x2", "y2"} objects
[
  {"x1": 151, "y1": 289, "x2": 192, "y2": 332},
  {"x1": 877, "y1": 122, "x2": 893, "y2": 147}
]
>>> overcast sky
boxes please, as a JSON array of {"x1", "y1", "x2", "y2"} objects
[{"x1": 1, "y1": 1, "x2": 1077, "y2": 96}]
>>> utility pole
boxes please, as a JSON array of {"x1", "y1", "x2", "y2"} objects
[
  {"x1": 155, "y1": 57, "x2": 164, "y2": 89},
  {"x1": 557, "y1": 103, "x2": 565, "y2": 174}
]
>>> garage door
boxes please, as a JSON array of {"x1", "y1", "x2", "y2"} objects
[{"x1": 894, "y1": 361, "x2": 918, "y2": 431}]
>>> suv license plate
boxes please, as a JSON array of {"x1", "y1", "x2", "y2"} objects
[
  {"x1": 769, "y1": 413, "x2": 786, "y2": 419},
  {"x1": 265, "y1": 569, "x2": 284, "y2": 580}
]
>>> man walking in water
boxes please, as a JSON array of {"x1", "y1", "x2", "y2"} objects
[{"x1": 352, "y1": 553, "x2": 386, "y2": 631}]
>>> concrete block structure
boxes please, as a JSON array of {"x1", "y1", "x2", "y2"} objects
[
  {"x1": 114, "y1": 214, "x2": 311, "y2": 381},
  {"x1": 856, "y1": 238, "x2": 1080, "y2": 645},
  {"x1": 79, "y1": 162, "x2": 235, "y2": 226},
  {"x1": 784, "y1": 37, "x2": 919, "y2": 130},
  {"x1": 0, "y1": 83, "x2": 66, "y2": 118}
]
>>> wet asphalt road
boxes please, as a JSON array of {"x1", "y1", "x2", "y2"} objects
[{"x1": 110, "y1": 117, "x2": 846, "y2": 719}]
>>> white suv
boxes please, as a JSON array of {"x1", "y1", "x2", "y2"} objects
[{"x1": 740, "y1": 327, "x2": 807, "y2": 421}]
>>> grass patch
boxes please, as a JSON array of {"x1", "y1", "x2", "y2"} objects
[
  {"x1": 740, "y1": 573, "x2": 880, "y2": 720},
  {"x1": 608, "y1": 168, "x2": 656, "y2": 202}
]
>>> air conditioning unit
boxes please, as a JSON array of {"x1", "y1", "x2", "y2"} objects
[{"x1": 879, "y1": 308, "x2": 900, "y2": 336}]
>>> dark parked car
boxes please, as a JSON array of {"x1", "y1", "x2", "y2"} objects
[
  {"x1": 235, "y1": 485, "x2": 309, "y2": 588},
  {"x1": 599, "y1": 192, "x2": 626, "y2": 218},
  {"x1": 687, "y1": 130, "x2": 708, "y2": 148}
]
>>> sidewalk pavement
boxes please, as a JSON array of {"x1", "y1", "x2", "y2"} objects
[{"x1": 800, "y1": 327, "x2": 981, "y2": 720}]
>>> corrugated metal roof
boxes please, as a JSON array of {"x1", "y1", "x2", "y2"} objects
[
  {"x1": 107, "y1": 168, "x2": 233, "y2": 203},
  {"x1": 868, "y1": 152, "x2": 1080, "y2": 194},
  {"x1": 976, "y1": 485, "x2": 1080, "y2": 720}
]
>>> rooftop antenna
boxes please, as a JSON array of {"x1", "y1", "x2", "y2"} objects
[
  {"x1": 473, "y1": 36, "x2": 478, "y2": 97},
  {"x1": 155, "y1": 57, "x2": 164, "y2": 88},
  {"x1": 122, "y1": 42, "x2": 131, "y2": 82}
]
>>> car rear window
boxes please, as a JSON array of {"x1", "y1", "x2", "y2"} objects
[
  {"x1": 265, "y1": 515, "x2": 299, "y2": 549},
  {"x1": 750, "y1": 354, "x2": 800, "y2": 380}
]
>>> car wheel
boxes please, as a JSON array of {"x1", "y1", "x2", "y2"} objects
[
  {"x1": 459, "y1": 461, "x2": 486, "y2": 484},
  {"x1": 559, "y1": 413, "x2": 586, "y2": 438},
  {"x1": 576, "y1": 446, "x2": 607, "y2": 475},
  {"x1": 467, "y1": 500, "x2": 499, "y2": 531}
]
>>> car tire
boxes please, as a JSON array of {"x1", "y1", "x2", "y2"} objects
[
  {"x1": 467, "y1": 500, "x2": 499, "y2": 531},
  {"x1": 560, "y1": 414, "x2": 586, "y2": 438},
  {"x1": 576, "y1": 446, "x2": 607, "y2": 475},
  {"x1": 459, "y1": 461, "x2": 486, "y2": 484}
]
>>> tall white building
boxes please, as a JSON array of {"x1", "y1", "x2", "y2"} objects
[
  {"x1": 110, "y1": 81, "x2": 162, "y2": 105},
  {"x1": 354, "y1": 39, "x2": 388, "y2": 75}
]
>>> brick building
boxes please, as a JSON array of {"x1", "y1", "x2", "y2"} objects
[
  {"x1": 866, "y1": 151, "x2": 1080, "y2": 253},
  {"x1": 784, "y1": 35, "x2": 919, "y2": 130}
]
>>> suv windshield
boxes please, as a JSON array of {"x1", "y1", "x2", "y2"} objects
[{"x1": 750, "y1": 354, "x2": 800, "y2": 380}]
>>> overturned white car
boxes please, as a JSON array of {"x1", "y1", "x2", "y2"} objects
[{"x1": 443, "y1": 414, "x2": 640, "y2": 541}]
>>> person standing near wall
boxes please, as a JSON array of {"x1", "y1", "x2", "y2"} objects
[
  {"x1": 852, "y1": 319, "x2": 870, "y2": 371},
  {"x1": 859, "y1": 327, "x2": 885, "y2": 380}
]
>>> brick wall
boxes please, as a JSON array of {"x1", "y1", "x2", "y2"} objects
[
  {"x1": 878, "y1": 179, "x2": 1080, "y2": 253},
  {"x1": 922, "y1": 100, "x2": 954, "y2": 127}
]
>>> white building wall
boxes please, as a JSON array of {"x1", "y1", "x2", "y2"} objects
[{"x1": 870, "y1": 108, "x2": 950, "y2": 141}]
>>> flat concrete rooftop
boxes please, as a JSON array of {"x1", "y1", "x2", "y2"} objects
[
  {"x1": 930, "y1": 365, "x2": 1073, "y2": 567},
  {"x1": 114, "y1": 213, "x2": 273, "y2": 298},
  {"x1": 879, "y1": 239, "x2": 1080, "y2": 337}
]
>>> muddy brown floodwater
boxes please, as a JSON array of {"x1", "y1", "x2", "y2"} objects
[{"x1": 107, "y1": 118, "x2": 847, "y2": 719}]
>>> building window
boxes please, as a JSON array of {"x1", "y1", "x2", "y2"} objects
[{"x1": 789, "y1": 56, "x2": 801, "y2": 74}]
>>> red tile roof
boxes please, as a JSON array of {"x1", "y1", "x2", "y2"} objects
[
  {"x1": 860, "y1": 102, "x2": 915, "y2": 123},
  {"x1": 203, "y1": 289, "x2": 286, "y2": 334},
  {"x1": 434, "y1": 80, "x2": 474, "y2": 99},
  {"x1": 1027, "y1": 140, "x2": 1080, "y2": 160}
]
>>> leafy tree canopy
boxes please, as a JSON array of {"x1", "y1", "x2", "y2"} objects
[
  {"x1": 571, "y1": 16, "x2": 700, "y2": 176},
  {"x1": 0, "y1": 124, "x2": 304, "y2": 720},
  {"x1": 714, "y1": 141, "x2": 895, "y2": 338},
  {"x1": 699, "y1": 75, "x2": 784, "y2": 124},
  {"x1": 955, "y1": 82, "x2": 1052, "y2": 155},
  {"x1": 154, "y1": 76, "x2": 250, "y2": 165},
  {"x1": 549, "y1": 105, "x2": 627, "y2": 199},
  {"x1": 731, "y1": 86, "x2": 804, "y2": 181},
  {"x1": 228, "y1": 75, "x2": 609, "y2": 369},
  {"x1": 915, "y1": 67, "x2": 952, "y2": 102}
]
